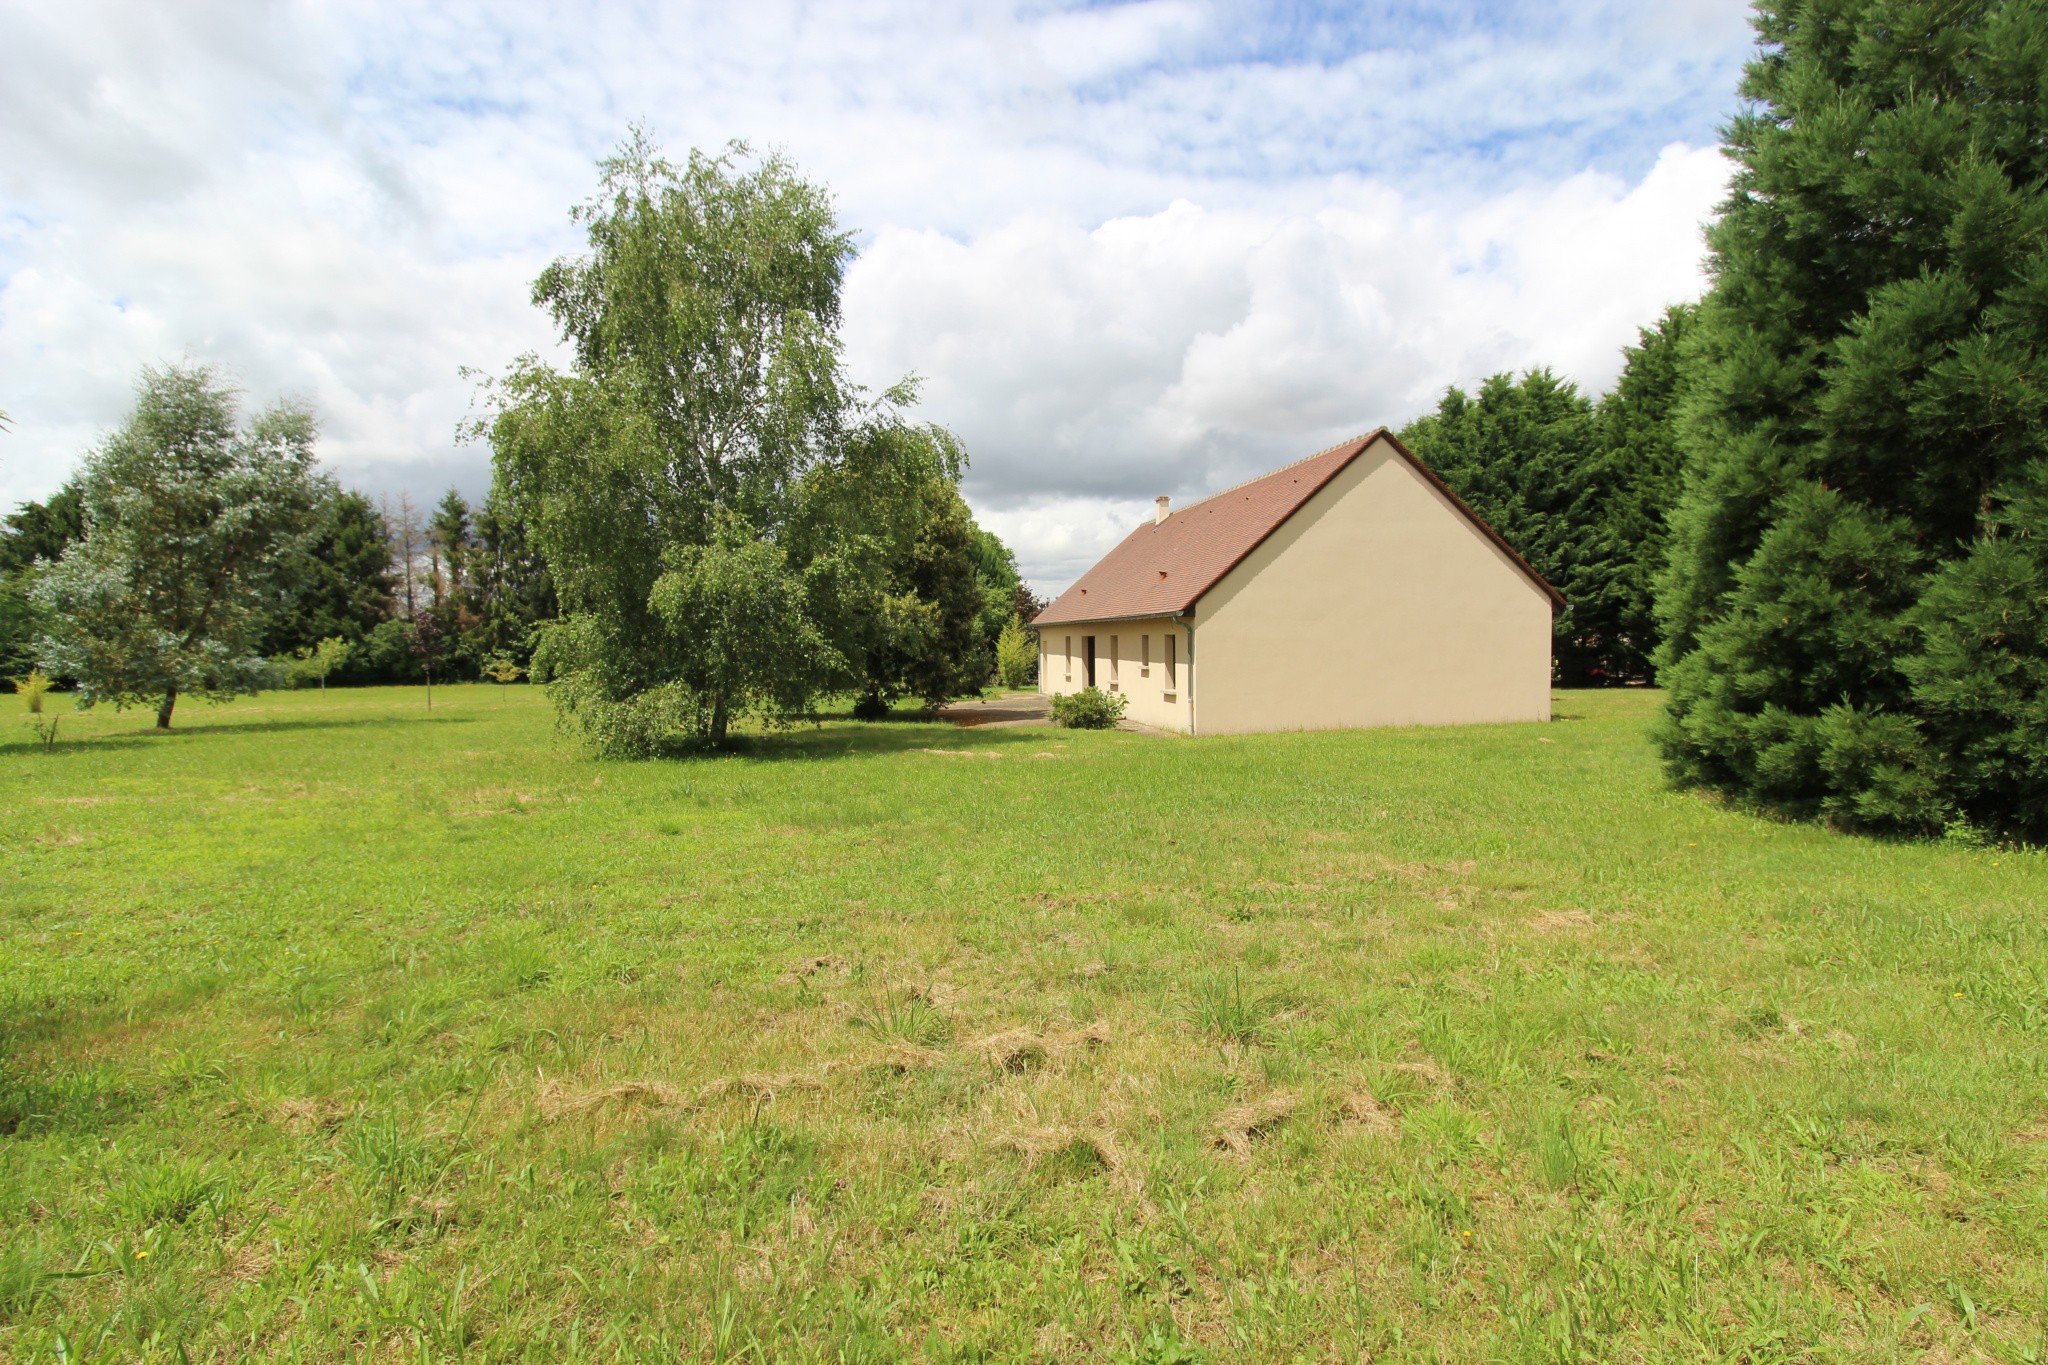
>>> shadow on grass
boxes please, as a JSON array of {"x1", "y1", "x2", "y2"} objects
[
  {"x1": 4, "y1": 712, "x2": 476, "y2": 755},
  {"x1": 657, "y1": 715, "x2": 1058, "y2": 764}
]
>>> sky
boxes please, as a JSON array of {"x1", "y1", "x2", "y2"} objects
[{"x1": 0, "y1": 0, "x2": 1756, "y2": 590}]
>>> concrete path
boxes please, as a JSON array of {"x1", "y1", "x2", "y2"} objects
[{"x1": 935, "y1": 693, "x2": 1052, "y2": 728}]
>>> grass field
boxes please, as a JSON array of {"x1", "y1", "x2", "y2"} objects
[{"x1": 2, "y1": 685, "x2": 2045, "y2": 1363}]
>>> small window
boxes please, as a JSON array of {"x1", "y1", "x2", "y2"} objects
[
  {"x1": 1141, "y1": 634, "x2": 1150, "y2": 677},
  {"x1": 1064, "y1": 636, "x2": 1072, "y2": 683},
  {"x1": 1164, "y1": 634, "x2": 1177, "y2": 693},
  {"x1": 1108, "y1": 636, "x2": 1119, "y2": 689}
]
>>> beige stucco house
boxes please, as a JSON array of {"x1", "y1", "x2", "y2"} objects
[{"x1": 1034, "y1": 429, "x2": 1562, "y2": 736}]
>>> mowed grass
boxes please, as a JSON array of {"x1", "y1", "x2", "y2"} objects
[{"x1": 2, "y1": 685, "x2": 2045, "y2": 1363}]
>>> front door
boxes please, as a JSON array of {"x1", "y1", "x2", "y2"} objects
[{"x1": 1083, "y1": 636, "x2": 1096, "y2": 688}]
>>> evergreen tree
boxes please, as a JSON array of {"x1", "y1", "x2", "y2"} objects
[
  {"x1": 461, "y1": 488, "x2": 558, "y2": 672},
  {"x1": 430, "y1": 489, "x2": 474, "y2": 604},
  {"x1": 0, "y1": 484, "x2": 85, "y2": 686},
  {"x1": 1398, "y1": 370, "x2": 1603, "y2": 679},
  {"x1": 33, "y1": 364, "x2": 324, "y2": 728},
  {"x1": 1656, "y1": 0, "x2": 2048, "y2": 839},
  {"x1": 260, "y1": 488, "x2": 397, "y2": 657},
  {"x1": 1579, "y1": 304, "x2": 1697, "y2": 682}
]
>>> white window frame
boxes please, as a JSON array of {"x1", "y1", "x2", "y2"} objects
[
  {"x1": 1164, "y1": 633, "x2": 1177, "y2": 694},
  {"x1": 1141, "y1": 634, "x2": 1150, "y2": 677}
]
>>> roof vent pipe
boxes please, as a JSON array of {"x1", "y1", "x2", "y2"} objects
[{"x1": 1155, "y1": 495, "x2": 1170, "y2": 524}]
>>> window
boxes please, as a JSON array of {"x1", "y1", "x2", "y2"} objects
[
  {"x1": 1141, "y1": 634, "x2": 1150, "y2": 677},
  {"x1": 1108, "y1": 636, "x2": 1119, "y2": 689},
  {"x1": 1165, "y1": 634, "x2": 1177, "y2": 693},
  {"x1": 1064, "y1": 636, "x2": 1072, "y2": 683}
]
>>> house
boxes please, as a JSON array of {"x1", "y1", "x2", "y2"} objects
[{"x1": 1033, "y1": 429, "x2": 1562, "y2": 736}]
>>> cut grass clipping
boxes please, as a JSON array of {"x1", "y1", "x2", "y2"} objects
[{"x1": 1, "y1": 685, "x2": 2045, "y2": 1361}]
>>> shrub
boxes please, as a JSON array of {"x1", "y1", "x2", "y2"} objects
[
  {"x1": 995, "y1": 614, "x2": 1036, "y2": 689},
  {"x1": 851, "y1": 692, "x2": 890, "y2": 721},
  {"x1": 15, "y1": 670, "x2": 51, "y2": 714},
  {"x1": 1050, "y1": 686, "x2": 1125, "y2": 730},
  {"x1": 482, "y1": 654, "x2": 526, "y2": 685}
]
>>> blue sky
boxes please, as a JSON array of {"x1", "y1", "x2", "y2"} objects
[{"x1": 0, "y1": 0, "x2": 1755, "y2": 586}]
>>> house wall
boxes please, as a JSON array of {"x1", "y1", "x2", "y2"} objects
[
  {"x1": 1039, "y1": 617, "x2": 1193, "y2": 733},
  {"x1": 1191, "y1": 434, "x2": 1553, "y2": 735}
]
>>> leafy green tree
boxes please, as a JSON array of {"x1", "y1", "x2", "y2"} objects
[
  {"x1": 966, "y1": 524, "x2": 1022, "y2": 657},
  {"x1": 458, "y1": 488, "x2": 557, "y2": 673},
  {"x1": 853, "y1": 484, "x2": 993, "y2": 710},
  {"x1": 484, "y1": 135, "x2": 962, "y2": 748},
  {"x1": 1655, "y1": 0, "x2": 2048, "y2": 838},
  {"x1": 32, "y1": 364, "x2": 324, "y2": 728},
  {"x1": 306, "y1": 636, "x2": 350, "y2": 692},
  {"x1": 0, "y1": 484, "x2": 84, "y2": 575},
  {"x1": 996, "y1": 614, "x2": 1036, "y2": 689},
  {"x1": 260, "y1": 487, "x2": 396, "y2": 658},
  {"x1": 0, "y1": 484, "x2": 85, "y2": 687}
]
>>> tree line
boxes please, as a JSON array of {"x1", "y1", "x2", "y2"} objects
[
  {"x1": 1397, "y1": 304, "x2": 1693, "y2": 687},
  {"x1": 0, "y1": 393, "x2": 563, "y2": 718}
]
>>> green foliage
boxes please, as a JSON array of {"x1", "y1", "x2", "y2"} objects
[
  {"x1": 1399, "y1": 371, "x2": 1600, "y2": 678},
  {"x1": 1050, "y1": 685, "x2": 1125, "y2": 729},
  {"x1": 482, "y1": 654, "x2": 526, "y2": 685},
  {"x1": 0, "y1": 484, "x2": 83, "y2": 687},
  {"x1": 1579, "y1": 304, "x2": 1696, "y2": 681},
  {"x1": 485, "y1": 134, "x2": 984, "y2": 748},
  {"x1": 259, "y1": 488, "x2": 395, "y2": 659},
  {"x1": 1655, "y1": 0, "x2": 2048, "y2": 840},
  {"x1": 280, "y1": 636, "x2": 352, "y2": 691},
  {"x1": 0, "y1": 482, "x2": 84, "y2": 576},
  {"x1": 642, "y1": 519, "x2": 835, "y2": 742},
  {"x1": 996, "y1": 614, "x2": 1036, "y2": 689},
  {"x1": 841, "y1": 482, "x2": 994, "y2": 710},
  {"x1": 1399, "y1": 310, "x2": 1695, "y2": 685},
  {"x1": 457, "y1": 488, "x2": 557, "y2": 675},
  {"x1": 31, "y1": 364, "x2": 325, "y2": 728},
  {"x1": 15, "y1": 669, "x2": 50, "y2": 713}
]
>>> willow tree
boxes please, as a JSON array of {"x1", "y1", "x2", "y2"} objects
[
  {"x1": 484, "y1": 135, "x2": 977, "y2": 750},
  {"x1": 1655, "y1": 0, "x2": 2048, "y2": 839},
  {"x1": 33, "y1": 364, "x2": 323, "y2": 728}
]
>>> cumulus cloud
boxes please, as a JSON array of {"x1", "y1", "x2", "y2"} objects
[
  {"x1": 0, "y1": 0, "x2": 1752, "y2": 588},
  {"x1": 847, "y1": 143, "x2": 1728, "y2": 585}
]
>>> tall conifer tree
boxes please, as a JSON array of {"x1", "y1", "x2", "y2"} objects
[{"x1": 1657, "y1": 0, "x2": 2048, "y2": 838}]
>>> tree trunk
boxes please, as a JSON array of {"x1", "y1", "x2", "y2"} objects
[
  {"x1": 156, "y1": 686, "x2": 177, "y2": 730},
  {"x1": 425, "y1": 666, "x2": 433, "y2": 711},
  {"x1": 711, "y1": 694, "x2": 729, "y2": 745}
]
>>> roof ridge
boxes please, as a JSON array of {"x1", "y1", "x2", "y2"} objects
[{"x1": 1167, "y1": 429, "x2": 1384, "y2": 518}]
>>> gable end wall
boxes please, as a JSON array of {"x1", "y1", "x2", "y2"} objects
[{"x1": 1192, "y1": 435, "x2": 1553, "y2": 735}]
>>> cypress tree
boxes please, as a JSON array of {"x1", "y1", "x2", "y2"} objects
[
  {"x1": 1657, "y1": 0, "x2": 2048, "y2": 839},
  {"x1": 1580, "y1": 304, "x2": 1697, "y2": 683}
]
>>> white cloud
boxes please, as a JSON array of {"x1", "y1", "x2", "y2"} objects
[
  {"x1": 0, "y1": 0, "x2": 1752, "y2": 589},
  {"x1": 846, "y1": 142, "x2": 1728, "y2": 589}
]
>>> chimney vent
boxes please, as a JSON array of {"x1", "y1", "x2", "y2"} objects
[{"x1": 1154, "y1": 495, "x2": 1170, "y2": 524}]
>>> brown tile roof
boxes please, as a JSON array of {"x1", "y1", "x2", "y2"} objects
[{"x1": 1032, "y1": 429, "x2": 1563, "y2": 627}]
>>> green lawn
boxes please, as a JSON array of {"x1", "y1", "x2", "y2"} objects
[{"x1": 1, "y1": 685, "x2": 2044, "y2": 1363}]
